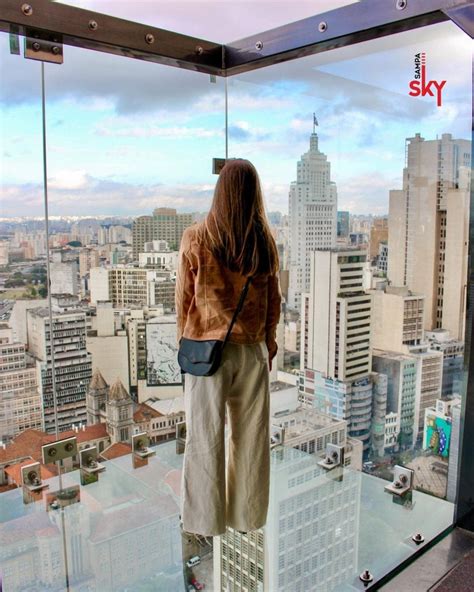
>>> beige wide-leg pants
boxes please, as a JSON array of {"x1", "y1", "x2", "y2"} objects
[{"x1": 180, "y1": 341, "x2": 271, "y2": 536}]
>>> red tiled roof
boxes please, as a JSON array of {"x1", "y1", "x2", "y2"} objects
[
  {"x1": 4, "y1": 459, "x2": 56, "y2": 485},
  {"x1": 0, "y1": 425, "x2": 109, "y2": 465},
  {"x1": 133, "y1": 402, "x2": 163, "y2": 423},
  {"x1": 100, "y1": 442, "x2": 132, "y2": 460},
  {"x1": 60, "y1": 423, "x2": 109, "y2": 444}
]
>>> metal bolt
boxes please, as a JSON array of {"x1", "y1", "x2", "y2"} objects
[
  {"x1": 318, "y1": 21, "x2": 327, "y2": 33},
  {"x1": 32, "y1": 41, "x2": 41, "y2": 52},
  {"x1": 51, "y1": 46, "x2": 60, "y2": 55},
  {"x1": 412, "y1": 533, "x2": 425, "y2": 544},
  {"x1": 88, "y1": 20, "x2": 98, "y2": 30},
  {"x1": 195, "y1": 45, "x2": 204, "y2": 55},
  {"x1": 48, "y1": 447, "x2": 57, "y2": 457},
  {"x1": 145, "y1": 33, "x2": 155, "y2": 44},
  {"x1": 255, "y1": 41, "x2": 263, "y2": 51},
  {"x1": 359, "y1": 569, "x2": 374, "y2": 584},
  {"x1": 399, "y1": 474, "x2": 408, "y2": 484},
  {"x1": 396, "y1": 0, "x2": 407, "y2": 9},
  {"x1": 65, "y1": 442, "x2": 74, "y2": 452},
  {"x1": 21, "y1": 3, "x2": 33, "y2": 16}
]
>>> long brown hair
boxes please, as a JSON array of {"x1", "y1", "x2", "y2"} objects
[{"x1": 199, "y1": 159, "x2": 279, "y2": 277}]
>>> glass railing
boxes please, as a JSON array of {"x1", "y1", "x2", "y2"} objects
[{"x1": 0, "y1": 440, "x2": 454, "y2": 592}]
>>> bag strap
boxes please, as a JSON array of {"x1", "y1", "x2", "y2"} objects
[{"x1": 222, "y1": 276, "x2": 252, "y2": 346}]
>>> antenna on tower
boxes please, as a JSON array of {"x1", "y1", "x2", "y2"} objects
[{"x1": 313, "y1": 112, "x2": 319, "y2": 133}]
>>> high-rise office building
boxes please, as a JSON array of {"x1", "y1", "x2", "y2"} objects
[
  {"x1": 388, "y1": 133, "x2": 470, "y2": 340},
  {"x1": 214, "y1": 446, "x2": 361, "y2": 592},
  {"x1": 132, "y1": 208, "x2": 194, "y2": 259},
  {"x1": 303, "y1": 249, "x2": 372, "y2": 382},
  {"x1": 89, "y1": 266, "x2": 175, "y2": 309},
  {"x1": 300, "y1": 249, "x2": 377, "y2": 451},
  {"x1": 27, "y1": 295, "x2": 92, "y2": 433},
  {"x1": 288, "y1": 132, "x2": 337, "y2": 310}
]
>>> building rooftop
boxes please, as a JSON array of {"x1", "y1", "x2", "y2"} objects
[
  {"x1": 145, "y1": 396, "x2": 184, "y2": 415},
  {"x1": 133, "y1": 402, "x2": 163, "y2": 422},
  {"x1": 108, "y1": 378, "x2": 130, "y2": 402},
  {"x1": 100, "y1": 442, "x2": 132, "y2": 460},
  {"x1": 89, "y1": 368, "x2": 108, "y2": 391}
]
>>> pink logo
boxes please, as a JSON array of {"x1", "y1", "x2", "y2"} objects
[{"x1": 408, "y1": 52, "x2": 446, "y2": 107}]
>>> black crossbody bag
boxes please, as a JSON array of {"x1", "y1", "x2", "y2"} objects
[{"x1": 177, "y1": 276, "x2": 252, "y2": 376}]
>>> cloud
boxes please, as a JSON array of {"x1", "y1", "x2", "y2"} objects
[
  {"x1": 49, "y1": 170, "x2": 90, "y2": 190},
  {"x1": 1, "y1": 175, "x2": 217, "y2": 217},
  {"x1": 95, "y1": 124, "x2": 222, "y2": 139},
  {"x1": 336, "y1": 172, "x2": 400, "y2": 215}
]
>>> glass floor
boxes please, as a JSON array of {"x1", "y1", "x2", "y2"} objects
[{"x1": 0, "y1": 440, "x2": 454, "y2": 592}]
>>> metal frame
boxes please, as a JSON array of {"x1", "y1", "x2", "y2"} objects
[
  {"x1": 0, "y1": 0, "x2": 224, "y2": 74},
  {"x1": 224, "y1": 0, "x2": 473, "y2": 75},
  {"x1": 454, "y1": 34, "x2": 474, "y2": 530},
  {"x1": 1, "y1": 0, "x2": 472, "y2": 75}
]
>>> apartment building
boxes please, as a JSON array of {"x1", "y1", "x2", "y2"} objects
[
  {"x1": 26, "y1": 296, "x2": 92, "y2": 433},
  {"x1": 132, "y1": 207, "x2": 194, "y2": 259}
]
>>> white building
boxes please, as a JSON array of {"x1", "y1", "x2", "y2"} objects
[
  {"x1": 372, "y1": 350, "x2": 419, "y2": 450},
  {"x1": 388, "y1": 133, "x2": 470, "y2": 340},
  {"x1": 86, "y1": 302, "x2": 130, "y2": 390},
  {"x1": 300, "y1": 249, "x2": 377, "y2": 452},
  {"x1": 303, "y1": 249, "x2": 372, "y2": 382},
  {"x1": 0, "y1": 331, "x2": 43, "y2": 443},
  {"x1": 214, "y1": 446, "x2": 361, "y2": 592},
  {"x1": 288, "y1": 131, "x2": 337, "y2": 310}
]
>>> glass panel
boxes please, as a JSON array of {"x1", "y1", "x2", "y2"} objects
[
  {"x1": 39, "y1": 45, "x2": 224, "y2": 433},
  {"x1": 227, "y1": 14, "x2": 471, "y2": 570},
  {"x1": 0, "y1": 33, "x2": 48, "y2": 442},
  {"x1": 0, "y1": 30, "x2": 69, "y2": 592},
  {"x1": 0, "y1": 443, "x2": 454, "y2": 591}
]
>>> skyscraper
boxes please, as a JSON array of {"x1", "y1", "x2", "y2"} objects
[
  {"x1": 132, "y1": 208, "x2": 194, "y2": 259},
  {"x1": 26, "y1": 295, "x2": 92, "y2": 433},
  {"x1": 288, "y1": 131, "x2": 337, "y2": 310},
  {"x1": 300, "y1": 249, "x2": 379, "y2": 452},
  {"x1": 388, "y1": 133, "x2": 470, "y2": 340}
]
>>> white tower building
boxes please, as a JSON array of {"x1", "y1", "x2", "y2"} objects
[{"x1": 288, "y1": 128, "x2": 337, "y2": 311}]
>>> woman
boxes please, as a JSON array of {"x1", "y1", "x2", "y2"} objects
[{"x1": 176, "y1": 159, "x2": 282, "y2": 537}]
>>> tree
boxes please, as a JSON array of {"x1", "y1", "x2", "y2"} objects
[{"x1": 38, "y1": 286, "x2": 48, "y2": 298}]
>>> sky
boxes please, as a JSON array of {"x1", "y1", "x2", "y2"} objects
[{"x1": 0, "y1": 2, "x2": 471, "y2": 219}]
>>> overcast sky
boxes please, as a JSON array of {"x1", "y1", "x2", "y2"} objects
[{"x1": 0, "y1": 2, "x2": 471, "y2": 219}]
